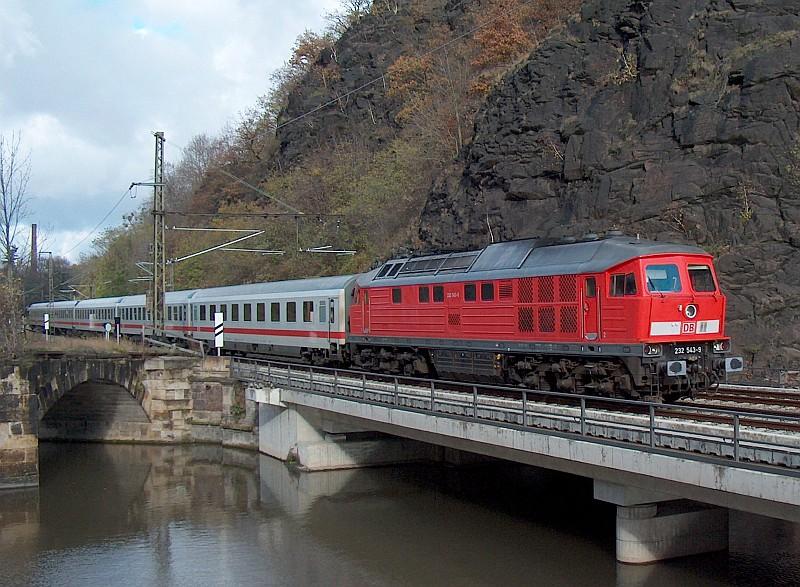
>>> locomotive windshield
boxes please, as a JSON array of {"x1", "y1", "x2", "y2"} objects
[
  {"x1": 688, "y1": 264, "x2": 716, "y2": 292},
  {"x1": 646, "y1": 264, "x2": 682, "y2": 293}
]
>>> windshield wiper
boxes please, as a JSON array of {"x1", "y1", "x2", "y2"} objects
[{"x1": 647, "y1": 276, "x2": 665, "y2": 298}]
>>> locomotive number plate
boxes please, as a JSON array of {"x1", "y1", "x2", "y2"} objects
[{"x1": 673, "y1": 345, "x2": 704, "y2": 355}]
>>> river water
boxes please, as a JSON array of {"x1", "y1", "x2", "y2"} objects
[{"x1": 0, "y1": 443, "x2": 797, "y2": 586}]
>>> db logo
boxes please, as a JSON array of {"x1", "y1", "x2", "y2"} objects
[{"x1": 682, "y1": 322, "x2": 696, "y2": 334}]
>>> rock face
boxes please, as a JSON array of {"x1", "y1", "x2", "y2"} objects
[
  {"x1": 277, "y1": 0, "x2": 471, "y2": 166},
  {"x1": 419, "y1": 0, "x2": 800, "y2": 366}
]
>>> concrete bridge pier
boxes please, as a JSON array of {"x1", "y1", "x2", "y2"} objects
[
  {"x1": 251, "y1": 386, "x2": 436, "y2": 471},
  {"x1": 594, "y1": 481, "x2": 729, "y2": 564}
]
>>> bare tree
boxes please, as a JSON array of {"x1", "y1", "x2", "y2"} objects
[
  {"x1": 0, "y1": 277, "x2": 25, "y2": 357},
  {"x1": 0, "y1": 132, "x2": 31, "y2": 277}
]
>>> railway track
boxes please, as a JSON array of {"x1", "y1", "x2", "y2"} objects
[{"x1": 684, "y1": 383, "x2": 800, "y2": 416}]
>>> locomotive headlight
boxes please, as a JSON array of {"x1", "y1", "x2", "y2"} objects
[
  {"x1": 685, "y1": 304, "x2": 698, "y2": 319},
  {"x1": 713, "y1": 340, "x2": 730, "y2": 353},
  {"x1": 644, "y1": 344, "x2": 662, "y2": 356}
]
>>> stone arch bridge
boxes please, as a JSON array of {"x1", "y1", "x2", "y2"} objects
[{"x1": 0, "y1": 354, "x2": 246, "y2": 489}]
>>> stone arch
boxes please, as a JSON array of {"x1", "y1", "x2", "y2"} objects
[{"x1": 26, "y1": 358, "x2": 147, "y2": 421}]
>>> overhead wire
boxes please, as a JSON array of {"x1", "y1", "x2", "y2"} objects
[{"x1": 61, "y1": 186, "x2": 133, "y2": 257}]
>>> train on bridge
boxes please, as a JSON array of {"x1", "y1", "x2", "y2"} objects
[{"x1": 27, "y1": 234, "x2": 743, "y2": 401}]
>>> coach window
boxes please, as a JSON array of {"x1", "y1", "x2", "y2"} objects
[
  {"x1": 646, "y1": 264, "x2": 681, "y2": 293},
  {"x1": 688, "y1": 265, "x2": 716, "y2": 292},
  {"x1": 585, "y1": 277, "x2": 597, "y2": 298},
  {"x1": 270, "y1": 302, "x2": 280, "y2": 322},
  {"x1": 319, "y1": 302, "x2": 327, "y2": 324},
  {"x1": 244, "y1": 303, "x2": 252, "y2": 321},
  {"x1": 392, "y1": 288, "x2": 402, "y2": 303},
  {"x1": 257, "y1": 303, "x2": 266, "y2": 322},
  {"x1": 419, "y1": 286, "x2": 430, "y2": 303},
  {"x1": 303, "y1": 301, "x2": 313, "y2": 322},
  {"x1": 287, "y1": 302, "x2": 297, "y2": 322},
  {"x1": 433, "y1": 286, "x2": 444, "y2": 303},
  {"x1": 221, "y1": 305, "x2": 228, "y2": 320},
  {"x1": 464, "y1": 283, "x2": 476, "y2": 302},
  {"x1": 167, "y1": 307, "x2": 172, "y2": 321},
  {"x1": 231, "y1": 304, "x2": 239, "y2": 322},
  {"x1": 481, "y1": 282, "x2": 494, "y2": 301},
  {"x1": 210, "y1": 304, "x2": 216, "y2": 318},
  {"x1": 200, "y1": 305, "x2": 206, "y2": 321}
]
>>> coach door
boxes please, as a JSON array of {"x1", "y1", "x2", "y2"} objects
[
  {"x1": 582, "y1": 276, "x2": 599, "y2": 341},
  {"x1": 327, "y1": 297, "x2": 336, "y2": 342}
]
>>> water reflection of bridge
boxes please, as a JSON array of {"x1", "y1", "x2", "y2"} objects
[{"x1": 2, "y1": 445, "x2": 798, "y2": 586}]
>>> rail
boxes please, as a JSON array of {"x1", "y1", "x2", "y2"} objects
[{"x1": 231, "y1": 358, "x2": 800, "y2": 472}]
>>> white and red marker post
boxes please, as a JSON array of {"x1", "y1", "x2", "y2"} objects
[{"x1": 214, "y1": 312, "x2": 224, "y2": 357}]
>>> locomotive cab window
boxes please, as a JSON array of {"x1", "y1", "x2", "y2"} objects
[
  {"x1": 464, "y1": 283, "x2": 476, "y2": 302},
  {"x1": 688, "y1": 264, "x2": 716, "y2": 292},
  {"x1": 646, "y1": 264, "x2": 681, "y2": 293},
  {"x1": 303, "y1": 301, "x2": 313, "y2": 322},
  {"x1": 419, "y1": 286, "x2": 430, "y2": 303},
  {"x1": 481, "y1": 283, "x2": 494, "y2": 301},
  {"x1": 433, "y1": 286, "x2": 444, "y2": 303},
  {"x1": 611, "y1": 273, "x2": 637, "y2": 297},
  {"x1": 584, "y1": 277, "x2": 597, "y2": 298},
  {"x1": 392, "y1": 288, "x2": 402, "y2": 303}
]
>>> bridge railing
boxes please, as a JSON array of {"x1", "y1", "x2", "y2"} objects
[{"x1": 231, "y1": 357, "x2": 800, "y2": 471}]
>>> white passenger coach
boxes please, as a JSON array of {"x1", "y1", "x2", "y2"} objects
[{"x1": 28, "y1": 275, "x2": 357, "y2": 361}]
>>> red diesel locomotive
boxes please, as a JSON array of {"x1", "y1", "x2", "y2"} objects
[{"x1": 349, "y1": 235, "x2": 741, "y2": 400}]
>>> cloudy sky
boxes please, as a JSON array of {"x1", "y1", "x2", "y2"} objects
[{"x1": 0, "y1": 0, "x2": 339, "y2": 261}]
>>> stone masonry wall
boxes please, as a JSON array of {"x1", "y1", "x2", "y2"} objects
[
  {"x1": 0, "y1": 354, "x2": 257, "y2": 489},
  {"x1": 0, "y1": 365, "x2": 38, "y2": 489}
]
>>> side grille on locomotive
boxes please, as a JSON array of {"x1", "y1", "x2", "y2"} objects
[
  {"x1": 518, "y1": 307, "x2": 535, "y2": 332},
  {"x1": 539, "y1": 307, "x2": 556, "y2": 332},
  {"x1": 559, "y1": 306, "x2": 578, "y2": 333}
]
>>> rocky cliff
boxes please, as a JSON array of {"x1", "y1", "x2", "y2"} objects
[{"x1": 419, "y1": 0, "x2": 800, "y2": 366}]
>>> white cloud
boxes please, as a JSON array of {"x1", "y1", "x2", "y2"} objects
[
  {"x1": 0, "y1": 0, "x2": 40, "y2": 67},
  {"x1": 2, "y1": 0, "x2": 345, "y2": 263},
  {"x1": 53, "y1": 229, "x2": 94, "y2": 263}
]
